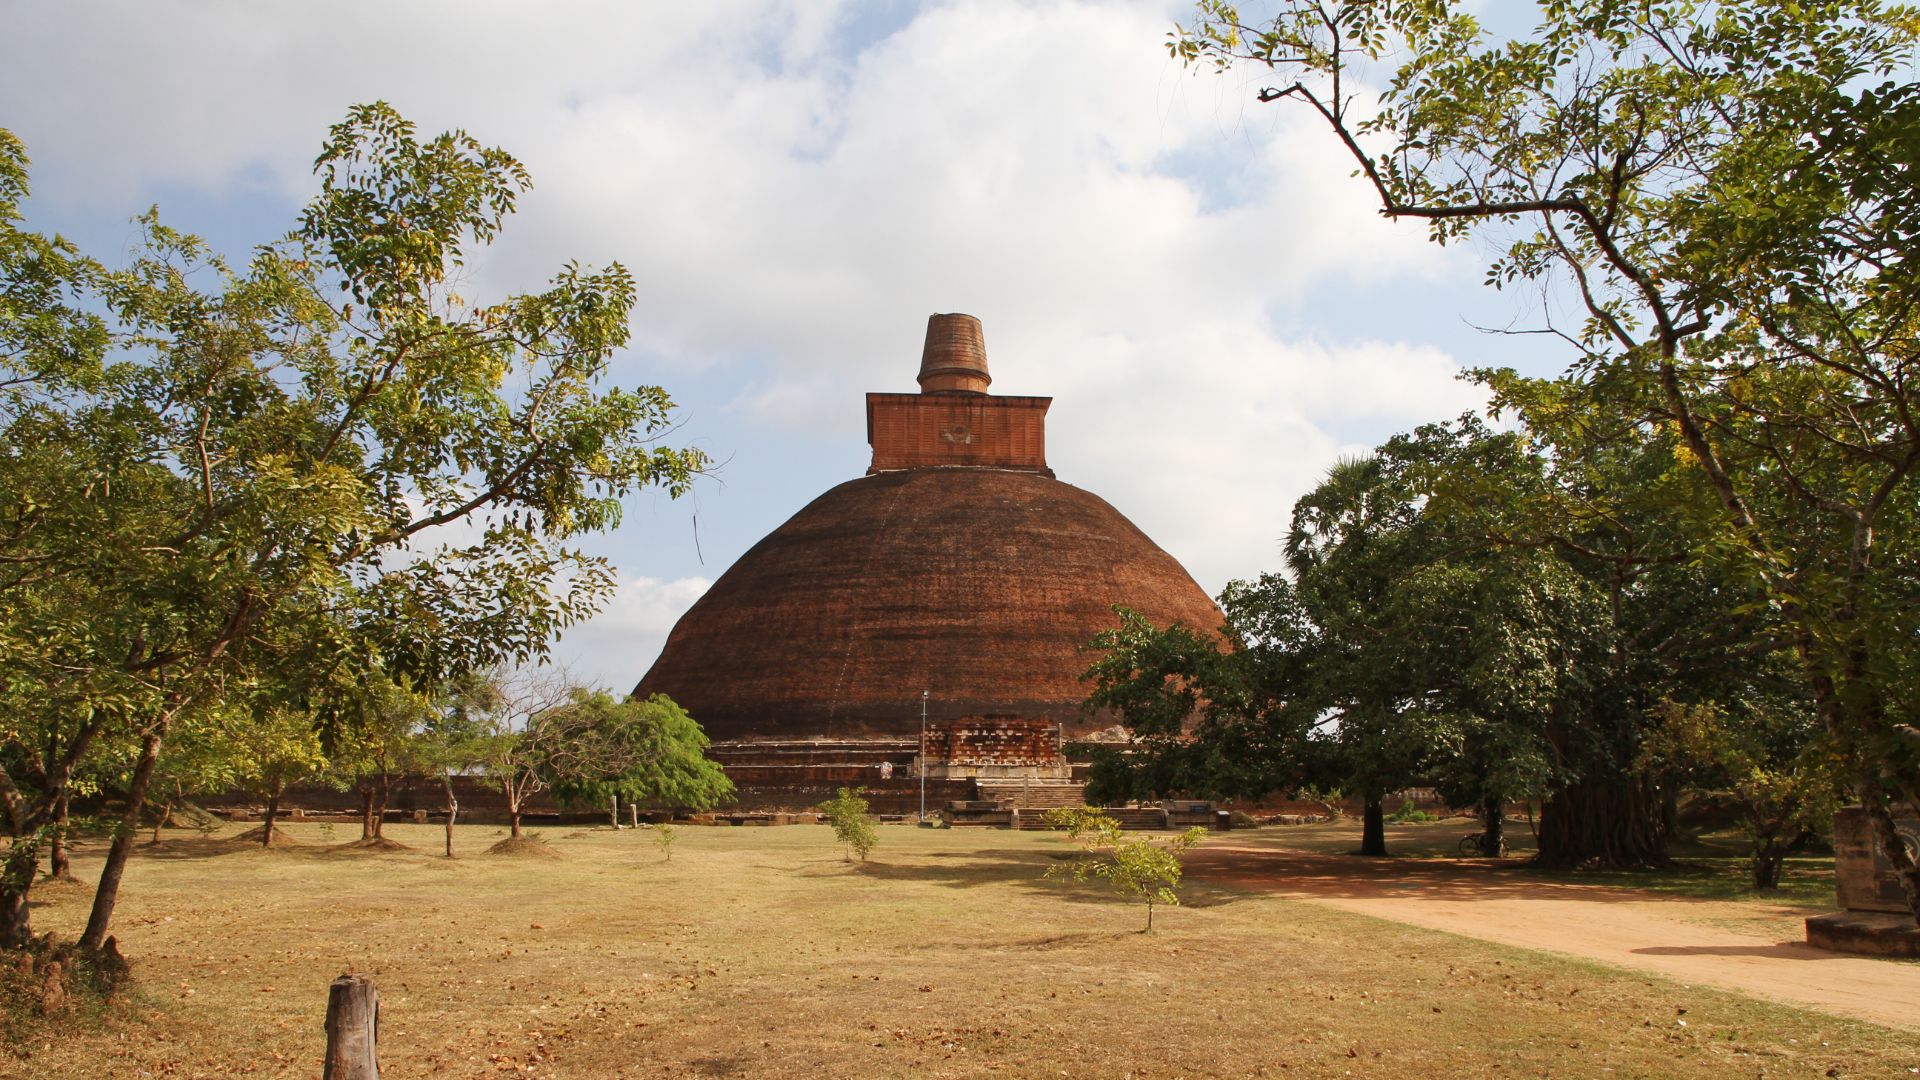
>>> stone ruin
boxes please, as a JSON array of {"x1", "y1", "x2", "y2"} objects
[{"x1": 1805, "y1": 805, "x2": 1920, "y2": 957}]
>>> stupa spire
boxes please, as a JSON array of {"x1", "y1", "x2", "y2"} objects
[{"x1": 916, "y1": 313, "x2": 992, "y2": 394}]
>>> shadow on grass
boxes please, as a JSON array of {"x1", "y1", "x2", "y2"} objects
[
  {"x1": 1233, "y1": 821, "x2": 1834, "y2": 906},
  {"x1": 1632, "y1": 942, "x2": 1855, "y2": 960},
  {"x1": 811, "y1": 845, "x2": 1251, "y2": 911},
  {"x1": 1188, "y1": 844, "x2": 1836, "y2": 911},
  {"x1": 1188, "y1": 846, "x2": 1731, "y2": 906},
  {"x1": 132, "y1": 835, "x2": 427, "y2": 863}
]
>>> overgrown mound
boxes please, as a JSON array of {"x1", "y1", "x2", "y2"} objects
[
  {"x1": 148, "y1": 800, "x2": 221, "y2": 832},
  {"x1": 31, "y1": 872, "x2": 90, "y2": 893},
  {"x1": 231, "y1": 824, "x2": 299, "y2": 847},
  {"x1": 0, "y1": 936, "x2": 128, "y2": 1040},
  {"x1": 331, "y1": 836, "x2": 413, "y2": 853},
  {"x1": 486, "y1": 835, "x2": 560, "y2": 858}
]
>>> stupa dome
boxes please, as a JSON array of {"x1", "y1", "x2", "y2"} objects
[{"x1": 632, "y1": 315, "x2": 1223, "y2": 740}]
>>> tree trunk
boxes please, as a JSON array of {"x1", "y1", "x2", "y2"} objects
[
  {"x1": 1536, "y1": 773, "x2": 1668, "y2": 868},
  {"x1": 79, "y1": 720, "x2": 166, "y2": 952},
  {"x1": 323, "y1": 973, "x2": 380, "y2": 1080},
  {"x1": 1479, "y1": 796, "x2": 1505, "y2": 857},
  {"x1": 358, "y1": 784, "x2": 375, "y2": 841},
  {"x1": 508, "y1": 803, "x2": 522, "y2": 840},
  {"x1": 261, "y1": 792, "x2": 280, "y2": 849},
  {"x1": 1, "y1": 841, "x2": 38, "y2": 949},
  {"x1": 150, "y1": 794, "x2": 174, "y2": 845},
  {"x1": 442, "y1": 776, "x2": 458, "y2": 858},
  {"x1": 1752, "y1": 843, "x2": 1785, "y2": 889},
  {"x1": 371, "y1": 773, "x2": 390, "y2": 840},
  {"x1": 610, "y1": 794, "x2": 620, "y2": 829},
  {"x1": 48, "y1": 791, "x2": 74, "y2": 880},
  {"x1": 1359, "y1": 796, "x2": 1386, "y2": 857}
]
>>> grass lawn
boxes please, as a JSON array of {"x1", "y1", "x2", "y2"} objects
[{"x1": 6, "y1": 820, "x2": 1913, "y2": 1079}]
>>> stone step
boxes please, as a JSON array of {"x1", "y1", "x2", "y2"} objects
[
  {"x1": 1011, "y1": 806, "x2": 1173, "y2": 831},
  {"x1": 975, "y1": 781, "x2": 1087, "y2": 810}
]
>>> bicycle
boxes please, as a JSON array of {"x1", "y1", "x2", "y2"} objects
[{"x1": 1456, "y1": 832, "x2": 1510, "y2": 857}]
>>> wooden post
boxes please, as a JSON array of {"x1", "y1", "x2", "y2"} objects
[
  {"x1": 628, "y1": 802, "x2": 639, "y2": 829},
  {"x1": 324, "y1": 973, "x2": 379, "y2": 1079}
]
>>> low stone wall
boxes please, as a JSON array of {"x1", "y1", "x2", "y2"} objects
[
  {"x1": 708, "y1": 738, "x2": 918, "y2": 769},
  {"x1": 727, "y1": 776, "x2": 975, "y2": 815}
]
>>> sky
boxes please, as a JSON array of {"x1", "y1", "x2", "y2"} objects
[{"x1": 2, "y1": 0, "x2": 1570, "y2": 691}]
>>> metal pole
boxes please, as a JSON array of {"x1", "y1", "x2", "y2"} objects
[{"x1": 919, "y1": 690, "x2": 929, "y2": 824}]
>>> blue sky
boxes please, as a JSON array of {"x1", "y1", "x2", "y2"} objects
[{"x1": 3, "y1": 0, "x2": 1568, "y2": 690}]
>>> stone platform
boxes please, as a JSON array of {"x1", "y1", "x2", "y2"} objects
[{"x1": 1805, "y1": 911, "x2": 1920, "y2": 958}]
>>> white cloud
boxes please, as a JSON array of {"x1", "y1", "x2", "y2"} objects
[
  {"x1": 554, "y1": 575, "x2": 714, "y2": 692},
  {"x1": 5, "y1": 0, "x2": 1511, "y2": 676},
  {"x1": 1043, "y1": 328, "x2": 1488, "y2": 593}
]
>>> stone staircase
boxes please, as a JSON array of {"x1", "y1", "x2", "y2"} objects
[
  {"x1": 1012, "y1": 806, "x2": 1174, "y2": 831},
  {"x1": 975, "y1": 779, "x2": 1086, "y2": 810}
]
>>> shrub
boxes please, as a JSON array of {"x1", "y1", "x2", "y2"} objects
[
  {"x1": 819, "y1": 788, "x2": 877, "y2": 862},
  {"x1": 1387, "y1": 800, "x2": 1440, "y2": 824},
  {"x1": 1042, "y1": 807, "x2": 1206, "y2": 931}
]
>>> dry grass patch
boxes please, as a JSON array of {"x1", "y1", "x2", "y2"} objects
[{"x1": 4, "y1": 821, "x2": 1913, "y2": 1079}]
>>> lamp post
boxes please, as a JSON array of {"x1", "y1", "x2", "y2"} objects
[{"x1": 918, "y1": 689, "x2": 929, "y2": 824}]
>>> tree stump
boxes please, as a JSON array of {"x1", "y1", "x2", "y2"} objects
[{"x1": 323, "y1": 973, "x2": 379, "y2": 1079}]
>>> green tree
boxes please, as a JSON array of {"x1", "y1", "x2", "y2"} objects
[
  {"x1": 213, "y1": 702, "x2": 329, "y2": 850},
  {"x1": 142, "y1": 706, "x2": 245, "y2": 847},
  {"x1": 1042, "y1": 807, "x2": 1207, "y2": 931},
  {"x1": 419, "y1": 673, "x2": 494, "y2": 858},
  {"x1": 1175, "y1": 0, "x2": 1920, "y2": 916},
  {"x1": 1081, "y1": 609, "x2": 1263, "y2": 805},
  {"x1": 1281, "y1": 455, "x2": 1452, "y2": 856},
  {"x1": 326, "y1": 676, "x2": 433, "y2": 846},
  {"x1": 1089, "y1": 418, "x2": 1739, "y2": 867},
  {"x1": 466, "y1": 667, "x2": 583, "y2": 841},
  {"x1": 0, "y1": 102, "x2": 707, "y2": 953},
  {"x1": 543, "y1": 691, "x2": 733, "y2": 823},
  {"x1": 819, "y1": 787, "x2": 877, "y2": 862},
  {"x1": 1640, "y1": 697, "x2": 1846, "y2": 888}
]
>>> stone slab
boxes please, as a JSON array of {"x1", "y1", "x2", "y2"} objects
[{"x1": 1805, "y1": 910, "x2": 1920, "y2": 958}]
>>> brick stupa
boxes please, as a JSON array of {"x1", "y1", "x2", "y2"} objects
[{"x1": 632, "y1": 313, "x2": 1223, "y2": 741}]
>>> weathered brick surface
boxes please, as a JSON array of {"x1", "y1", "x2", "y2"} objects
[
  {"x1": 866, "y1": 393, "x2": 1051, "y2": 474},
  {"x1": 707, "y1": 738, "x2": 917, "y2": 769},
  {"x1": 725, "y1": 777, "x2": 974, "y2": 814},
  {"x1": 915, "y1": 313, "x2": 993, "y2": 394},
  {"x1": 634, "y1": 468, "x2": 1223, "y2": 741},
  {"x1": 923, "y1": 716, "x2": 1066, "y2": 776}
]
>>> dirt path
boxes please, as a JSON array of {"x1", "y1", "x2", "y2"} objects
[{"x1": 1189, "y1": 845, "x2": 1920, "y2": 1031}]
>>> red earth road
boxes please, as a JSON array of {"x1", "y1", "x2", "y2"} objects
[{"x1": 1188, "y1": 845, "x2": 1920, "y2": 1031}]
